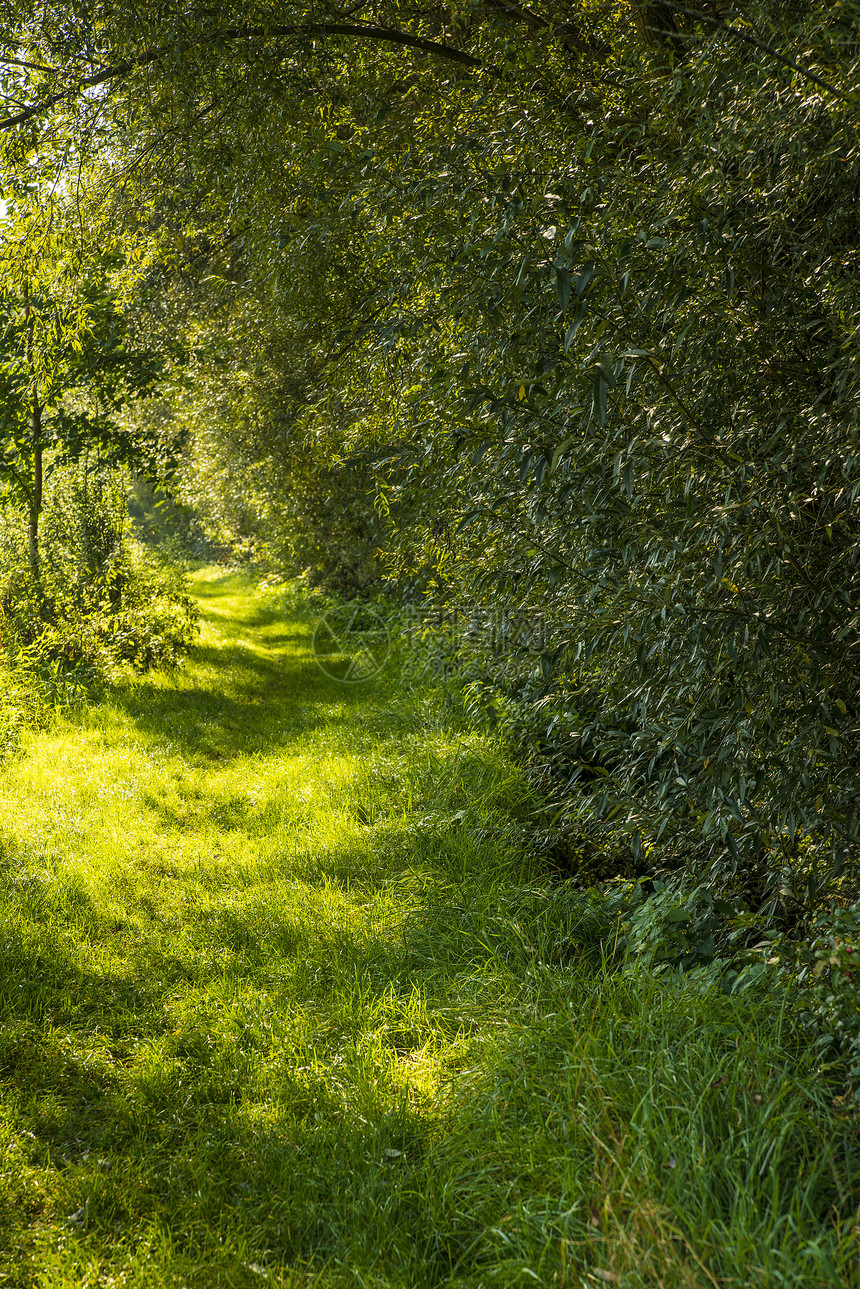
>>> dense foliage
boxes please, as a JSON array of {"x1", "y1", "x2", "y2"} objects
[{"x1": 2, "y1": 1, "x2": 859, "y2": 918}]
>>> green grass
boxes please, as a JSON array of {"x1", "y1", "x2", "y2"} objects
[{"x1": 0, "y1": 569, "x2": 858, "y2": 1288}]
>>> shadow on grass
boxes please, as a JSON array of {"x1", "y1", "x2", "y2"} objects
[
  {"x1": 101, "y1": 571, "x2": 420, "y2": 772},
  {"x1": 0, "y1": 901, "x2": 461, "y2": 1280},
  {"x1": 109, "y1": 645, "x2": 389, "y2": 762}
]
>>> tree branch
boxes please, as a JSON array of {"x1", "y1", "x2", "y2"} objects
[
  {"x1": 660, "y1": 3, "x2": 854, "y2": 104},
  {"x1": 0, "y1": 55, "x2": 58, "y2": 73},
  {"x1": 0, "y1": 23, "x2": 491, "y2": 133}
]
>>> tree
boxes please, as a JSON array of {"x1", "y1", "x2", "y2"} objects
[
  {"x1": 0, "y1": 198, "x2": 161, "y2": 578},
  {"x1": 3, "y1": 0, "x2": 860, "y2": 912}
]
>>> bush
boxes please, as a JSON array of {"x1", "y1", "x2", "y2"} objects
[
  {"x1": 777, "y1": 900, "x2": 860, "y2": 1100},
  {"x1": 0, "y1": 460, "x2": 199, "y2": 740}
]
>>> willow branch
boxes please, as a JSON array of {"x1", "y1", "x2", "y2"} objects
[
  {"x1": 661, "y1": 3, "x2": 853, "y2": 104},
  {"x1": 0, "y1": 23, "x2": 491, "y2": 132}
]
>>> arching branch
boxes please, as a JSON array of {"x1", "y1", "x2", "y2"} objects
[{"x1": 0, "y1": 22, "x2": 491, "y2": 134}]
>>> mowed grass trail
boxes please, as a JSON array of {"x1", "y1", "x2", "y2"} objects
[{"x1": 1, "y1": 571, "x2": 858, "y2": 1289}]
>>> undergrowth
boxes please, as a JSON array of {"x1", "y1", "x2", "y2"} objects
[
  {"x1": 0, "y1": 571, "x2": 857, "y2": 1287},
  {"x1": 0, "y1": 465, "x2": 198, "y2": 760}
]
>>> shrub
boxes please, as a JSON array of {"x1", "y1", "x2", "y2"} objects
[{"x1": 0, "y1": 461, "x2": 199, "y2": 740}]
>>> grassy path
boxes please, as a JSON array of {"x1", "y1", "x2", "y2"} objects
[{"x1": 0, "y1": 572, "x2": 858, "y2": 1288}]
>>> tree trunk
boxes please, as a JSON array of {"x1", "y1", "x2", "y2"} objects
[
  {"x1": 28, "y1": 408, "x2": 42, "y2": 580},
  {"x1": 24, "y1": 279, "x2": 42, "y2": 581}
]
